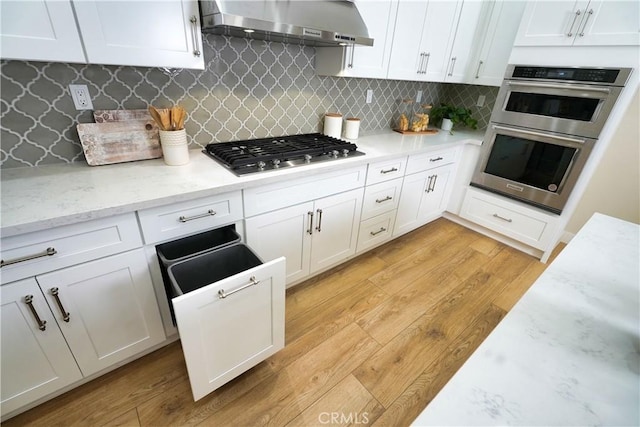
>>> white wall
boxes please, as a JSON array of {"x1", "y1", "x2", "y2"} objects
[{"x1": 566, "y1": 88, "x2": 640, "y2": 235}]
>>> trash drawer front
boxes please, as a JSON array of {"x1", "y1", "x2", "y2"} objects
[{"x1": 172, "y1": 256, "x2": 286, "y2": 401}]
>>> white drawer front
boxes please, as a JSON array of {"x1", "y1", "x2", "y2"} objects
[
  {"x1": 406, "y1": 148, "x2": 458, "y2": 175},
  {"x1": 361, "y1": 178, "x2": 402, "y2": 220},
  {"x1": 138, "y1": 192, "x2": 243, "y2": 244},
  {"x1": 357, "y1": 210, "x2": 396, "y2": 253},
  {"x1": 243, "y1": 165, "x2": 367, "y2": 217},
  {"x1": 366, "y1": 157, "x2": 407, "y2": 185},
  {"x1": 0, "y1": 213, "x2": 141, "y2": 284},
  {"x1": 460, "y1": 188, "x2": 558, "y2": 250}
]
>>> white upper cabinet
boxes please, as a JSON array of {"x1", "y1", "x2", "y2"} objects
[
  {"x1": 443, "y1": 0, "x2": 484, "y2": 83},
  {"x1": 316, "y1": 0, "x2": 399, "y2": 78},
  {"x1": 515, "y1": 0, "x2": 639, "y2": 46},
  {"x1": 0, "y1": 0, "x2": 85, "y2": 63},
  {"x1": 73, "y1": 0, "x2": 204, "y2": 69},
  {"x1": 470, "y1": 0, "x2": 527, "y2": 86},
  {"x1": 0, "y1": 0, "x2": 205, "y2": 69}
]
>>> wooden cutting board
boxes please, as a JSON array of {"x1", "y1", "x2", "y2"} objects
[{"x1": 78, "y1": 110, "x2": 162, "y2": 166}]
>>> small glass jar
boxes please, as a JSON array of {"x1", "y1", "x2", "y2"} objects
[
  {"x1": 411, "y1": 103, "x2": 432, "y2": 132},
  {"x1": 395, "y1": 99, "x2": 413, "y2": 131}
]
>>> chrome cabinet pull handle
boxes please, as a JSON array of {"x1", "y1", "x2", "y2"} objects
[
  {"x1": 429, "y1": 156, "x2": 443, "y2": 162},
  {"x1": 218, "y1": 276, "x2": 259, "y2": 299},
  {"x1": 315, "y1": 209, "x2": 323, "y2": 232},
  {"x1": 1, "y1": 247, "x2": 57, "y2": 268},
  {"x1": 24, "y1": 295, "x2": 47, "y2": 331},
  {"x1": 380, "y1": 167, "x2": 398, "y2": 174},
  {"x1": 370, "y1": 227, "x2": 387, "y2": 236},
  {"x1": 578, "y1": 9, "x2": 594, "y2": 37},
  {"x1": 417, "y1": 52, "x2": 425, "y2": 74},
  {"x1": 179, "y1": 209, "x2": 216, "y2": 222},
  {"x1": 493, "y1": 213, "x2": 513, "y2": 223},
  {"x1": 425, "y1": 176, "x2": 433, "y2": 193},
  {"x1": 375, "y1": 196, "x2": 393, "y2": 204},
  {"x1": 423, "y1": 52, "x2": 430, "y2": 74},
  {"x1": 448, "y1": 57, "x2": 457, "y2": 76},
  {"x1": 567, "y1": 9, "x2": 581, "y2": 37},
  {"x1": 307, "y1": 211, "x2": 314, "y2": 235},
  {"x1": 425, "y1": 175, "x2": 438, "y2": 193},
  {"x1": 475, "y1": 60, "x2": 483, "y2": 78},
  {"x1": 431, "y1": 174, "x2": 438, "y2": 192},
  {"x1": 190, "y1": 15, "x2": 202, "y2": 57},
  {"x1": 348, "y1": 44, "x2": 356, "y2": 68},
  {"x1": 50, "y1": 287, "x2": 70, "y2": 322}
]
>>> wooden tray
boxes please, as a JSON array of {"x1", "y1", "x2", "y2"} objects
[
  {"x1": 393, "y1": 129, "x2": 439, "y2": 135},
  {"x1": 78, "y1": 111, "x2": 162, "y2": 166}
]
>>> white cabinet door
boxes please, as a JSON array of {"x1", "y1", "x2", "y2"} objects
[
  {"x1": 515, "y1": 0, "x2": 584, "y2": 46},
  {"x1": 316, "y1": 0, "x2": 398, "y2": 78},
  {"x1": 573, "y1": 1, "x2": 640, "y2": 46},
  {"x1": 172, "y1": 257, "x2": 285, "y2": 401},
  {"x1": 443, "y1": 0, "x2": 483, "y2": 83},
  {"x1": 309, "y1": 189, "x2": 363, "y2": 274},
  {"x1": 386, "y1": 0, "x2": 431, "y2": 81},
  {"x1": 471, "y1": 1, "x2": 527, "y2": 86},
  {"x1": 1, "y1": 279, "x2": 82, "y2": 416},
  {"x1": 36, "y1": 249, "x2": 165, "y2": 377},
  {"x1": 73, "y1": 0, "x2": 204, "y2": 69},
  {"x1": 0, "y1": 0, "x2": 85, "y2": 63},
  {"x1": 245, "y1": 202, "x2": 313, "y2": 284},
  {"x1": 418, "y1": 164, "x2": 453, "y2": 220}
]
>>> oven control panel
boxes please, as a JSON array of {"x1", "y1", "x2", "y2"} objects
[{"x1": 511, "y1": 66, "x2": 620, "y2": 84}]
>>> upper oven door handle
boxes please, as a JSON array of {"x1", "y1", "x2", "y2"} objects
[
  {"x1": 507, "y1": 81, "x2": 611, "y2": 94},
  {"x1": 492, "y1": 125, "x2": 587, "y2": 145}
]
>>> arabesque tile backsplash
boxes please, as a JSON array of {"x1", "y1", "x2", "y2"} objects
[{"x1": 0, "y1": 34, "x2": 498, "y2": 169}]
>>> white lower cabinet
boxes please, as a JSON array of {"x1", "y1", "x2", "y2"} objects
[
  {"x1": 246, "y1": 188, "x2": 363, "y2": 285},
  {"x1": 394, "y1": 164, "x2": 454, "y2": 236},
  {"x1": 357, "y1": 210, "x2": 397, "y2": 253},
  {"x1": 1, "y1": 279, "x2": 83, "y2": 416}
]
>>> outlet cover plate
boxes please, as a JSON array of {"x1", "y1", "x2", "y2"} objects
[{"x1": 69, "y1": 84, "x2": 94, "y2": 110}]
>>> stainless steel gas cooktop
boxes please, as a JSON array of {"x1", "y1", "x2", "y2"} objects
[{"x1": 203, "y1": 133, "x2": 365, "y2": 176}]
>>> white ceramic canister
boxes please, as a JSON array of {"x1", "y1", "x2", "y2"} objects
[
  {"x1": 344, "y1": 117, "x2": 360, "y2": 139},
  {"x1": 159, "y1": 129, "x2": 189, "y2": 166},
  {"x1": 323, "y1": 113, "x2": 342, "y2": 139}
]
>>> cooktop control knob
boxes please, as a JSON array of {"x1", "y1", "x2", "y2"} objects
[
  {"x1": 304, "y1": 154, "x2": 312, "y2": 162},
  {"x1": 272, "y1": 159, "x2": 281, "y2": 167},
  {"x1": 331, "y1": 150, "x2": 339, "y2": 159},
  {"x1": 257, "y1": 161, "x2": 266, "y2": 169},
  {"x1": 342, "y1": 149, "x2": 350, "y2": 157}
]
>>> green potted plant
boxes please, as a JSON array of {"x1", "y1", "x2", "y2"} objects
[{"x1": 430, "y1": 103, "x2": 478, "y2": 134}]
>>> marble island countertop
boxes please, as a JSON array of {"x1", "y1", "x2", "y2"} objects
[
  {"x1": 0, "y1": 129, "x2": 482, "y2": 237},
  {"x1": 413, "y1": 213, "x2": 640, "y2": 426}
]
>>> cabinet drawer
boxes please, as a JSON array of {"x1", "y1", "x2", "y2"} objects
[
  {"x1": 244, "y1": 166, "x2": 367, "y2": 217},
  {"x1": 0, "y1": 213, "x2": 141, "y2": 284},
  {"x1": 460, "y1": 188, "x2": 558, "y2": 250},
  {"x1": 406, "y1": 148, "x2": 458, "y2": 175},
  {"x1": 361, "y1": 178, "x2": 402, "y2": 220},
  {"x1": 366, "y1": 157, "x2": 407, "y2": 185},
  {"x1": 357, "y1": 210, "x2": 396, "y2": 253},
  {"x1": 138, "y1": 192, "x2": 243, "y2": 244}
]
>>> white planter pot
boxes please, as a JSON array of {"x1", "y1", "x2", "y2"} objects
[{"x1": 441, "y1": 118, "x2": 453, "y2": 132}]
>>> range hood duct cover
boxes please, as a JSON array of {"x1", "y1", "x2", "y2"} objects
[{"x1": 200, "y1": 0, "x2": 374, "y2": 46}]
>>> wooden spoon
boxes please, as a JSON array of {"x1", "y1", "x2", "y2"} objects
[
  {"x1": 158, "y1": 108, "x2": 171, "y2": 131},
  {"x1": 148, "y1": 106, "x2": 165, "y2": 131}
]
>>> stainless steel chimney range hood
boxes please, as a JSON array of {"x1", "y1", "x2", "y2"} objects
[{"x1": 199, "y1": 0, "x2": 374, "y2": 47}]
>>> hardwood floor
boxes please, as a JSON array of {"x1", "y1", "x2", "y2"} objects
[{"x1": 5, "y1": 218, "x2": 563, "y2": 427}]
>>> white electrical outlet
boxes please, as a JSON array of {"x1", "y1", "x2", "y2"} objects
[
  {"x1": 416, "y1": 90, "x2": 423, "y2": 103},
  {"x1": 476, "y1": 95, "x2": 486, "y2": 107},
  {"x1": 69, "y1": 84, "x2": 93, "y2": 110},
  {"x1": 366, "y1": 89, "x2": 373, "y2": 104}
]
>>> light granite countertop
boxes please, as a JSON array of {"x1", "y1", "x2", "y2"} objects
[
  {"x1": 0, "y1": 129, "x2": 483, "y2": 237},
  {"x1": 413, "y1": 213, "x2": 640, "y2": 426}
]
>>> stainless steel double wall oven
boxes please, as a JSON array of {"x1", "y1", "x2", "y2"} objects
[{"x1": 472, "y1": 65, "x2": 632, "y2": 214}]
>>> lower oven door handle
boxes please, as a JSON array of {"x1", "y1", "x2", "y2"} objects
[
  {"x1": 492, "y1": 125, "x2": 586, "y2": 145},
  {"x1": 507, "y1": 80, "x2": 611, "y2": 94}
]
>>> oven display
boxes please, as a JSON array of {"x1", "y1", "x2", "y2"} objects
[{"x1": 484, "y1": 135, "x2": 577, "y2": 193}]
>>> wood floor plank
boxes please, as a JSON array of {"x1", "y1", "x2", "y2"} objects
[
  {"x1": 286, "y1": 375, "x2": 384, "y2": 427},
  {"x1": 371, "y1": 304, "x2": 506, "y2": 426},
  {"x1": 101, "y1": 408, "x2": 141, "y2": 427},
  {"x1": 492, "y1": 261, "x2": 546, "y2": 312}
]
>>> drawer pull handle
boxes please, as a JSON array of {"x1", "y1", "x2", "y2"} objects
[
  {"x1": 179, "y1": 209, "x2": 216, "y2": 223},
  {"x1": 1, "y1": 247, "x2": 57, "y2": 268},
  {"x1": 380, "y1": 167, "x2": 398, "y2": 174},
  {"x1": 315, "y1": 209, "x2": 323, "y2": 232},
  {"x1": 218, "y1": 276, "x2": 260, "y2": 299},
  {"x1": 429, "y1": 156, "x2": 443, "y2": 162},
  {"x1": 50, "y1": 287, "x2": 70, "y2": 322},
  {"x1": 307, "y1": 211, "x2": 314, "y2": 235},
  {"x1": 493, "y1": 213, "x2": 513, "y2": 223},
  {"x1": 24, "y1": 295, "x2": 47, "y2": 331},
  {"x1": 375, "y1": 196, "x2": 393, "y2": 203},
  {"x1": 370, "y1": 227, "x2": 387, "y2": 236}
]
